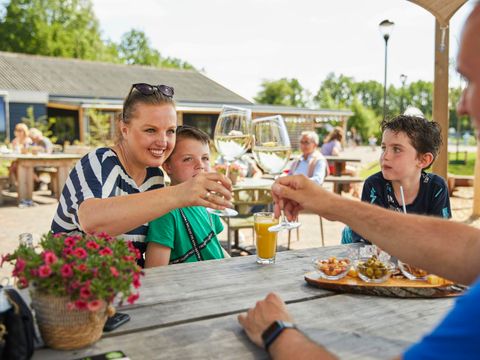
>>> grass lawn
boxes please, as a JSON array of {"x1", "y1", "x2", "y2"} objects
[
  {"x1": 360, "y1": 152, "x2": 475, "y2": 179},
  {"x1": 0, "y1": 160, "x2": 9, "y2": 177}
]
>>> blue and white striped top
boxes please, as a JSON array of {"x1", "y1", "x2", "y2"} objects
[{"x1": 51, "y1": 147, "x2": 165, "y2": 243}]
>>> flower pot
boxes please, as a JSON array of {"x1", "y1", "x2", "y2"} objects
[{"x1": 31, "y1": 292, "x2": 109, "y2": 350}]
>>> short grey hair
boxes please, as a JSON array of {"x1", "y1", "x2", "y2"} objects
[{"x1": 300, "y1": 131, "x2": 319, "y2": 145}]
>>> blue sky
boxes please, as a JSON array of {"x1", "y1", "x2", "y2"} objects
[{"x1": 92, "y1": 0, "x2": 475, "y2": 101}]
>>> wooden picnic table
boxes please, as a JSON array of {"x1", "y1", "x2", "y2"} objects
[
  {"x1": 34, "y1": 245, "x2": 454, "y2": 359},
  {"x1": 323, "y1": 155, "x2": 361, "y2": 176},
  {"x1": 0, "y1": 153, "x2": 82, "y2": 203},
  {"x1": 324, "y1": 156, "x2": 363, "y2": 194}
]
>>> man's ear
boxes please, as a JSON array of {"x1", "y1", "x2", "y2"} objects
[{"x1": 418, "y1": 152, "x2": 434, "y2": 169}]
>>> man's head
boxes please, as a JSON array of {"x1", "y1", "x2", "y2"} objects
[
  {"x1": 380, "y1": 115, "x2": 441, "y2": 180},
  {"x1": 299, "y1": 131, "x2": 319, "y2": 157},
  {"x1": 162, "y1": 125, "x2": 211, "y2": 185},
  {"x1": 457, "y1": 3, "x2": 480, "y2": 138},
  {"x1": 29, "y1": 128, "x2": 43, "y2": 142}
]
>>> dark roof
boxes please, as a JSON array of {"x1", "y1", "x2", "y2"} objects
[{"x1": 0, "y1": 51, "x2": 251, "y2": 105}]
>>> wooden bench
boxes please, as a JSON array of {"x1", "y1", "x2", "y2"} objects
[
  {"x1": 324, "y1": 175, "x2": 364, "y2": 194},
  {"x1": 0, "y1": 176, "x2": 9, "y2": 205},
  {"x1": 447, "y1": 174, "x2": 474, "y2": 196}
]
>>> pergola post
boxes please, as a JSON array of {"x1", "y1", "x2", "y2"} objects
[
  {"x1": 431, "y1": 21, "x2": 449, "y2": 180},
  {"x1": 473, "y1": 146, "x2": 480, "y2": 216}
]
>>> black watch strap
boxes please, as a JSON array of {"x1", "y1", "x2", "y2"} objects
[{"x1": 262, "y1": 320, "x2": 297, "y2": 351}]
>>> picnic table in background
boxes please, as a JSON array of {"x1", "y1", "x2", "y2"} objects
[
  {"x1": 34, "y1": 245, "x2": 455, "y2": 359},
  {"x1": 0, "y1": 153, "x2": 82, "y2": 203},
  {"x1": 324, "y1": 155, "x2": 363, "y2": 194}
]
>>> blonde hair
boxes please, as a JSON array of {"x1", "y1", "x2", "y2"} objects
[{"x1": 14, "y1": 123, "x2": 29, "y2": 137}]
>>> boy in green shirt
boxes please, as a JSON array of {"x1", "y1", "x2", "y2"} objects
[{"x1": 145, "y1": 126, "x2": 225, "y2": 267}]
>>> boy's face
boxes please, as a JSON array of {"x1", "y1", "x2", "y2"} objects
[
  {"x1": 380, "y1": 129, "x2": 426, "y2": 181},
  {"x1": 163, "y1": 138, "x2": 210, "y2": 185}
]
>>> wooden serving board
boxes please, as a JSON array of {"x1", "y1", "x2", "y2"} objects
[{"x1": 304, "y1": 272, "x2": 465, "y2": 298}]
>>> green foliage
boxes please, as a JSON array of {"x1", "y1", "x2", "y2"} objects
[
  {"x1": 0, "y1": 159, "x2": 9, "y2": 176},
  {"x1": 0, "y1": 0, "x2": 116, "y2": 62},
  {"x1": 3, "y1": 232, "x2": 143, "y2": 308},
  {"x1": 348, "y1": 99, "x2": 381, "y2": 142},
  {"x1": 86, "y1": 109, "x2": 113, "y2": 147},
  {"x1": 254, "y1": 78, "x2": 308, "y2": 107},
  {"x1": 21, "y1": 106, "x2": 57, "y2": 143},
  {"x1": 314, "y1": 73, "x2": 355, "y2": 109}
]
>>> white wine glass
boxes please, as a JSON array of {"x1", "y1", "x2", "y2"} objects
[
  {"x1": 251, "y1": 115, "x2": 300, "y2": 232},
  {"x1": 209, "y1": 105, "x2": 252, "y2": 217}
]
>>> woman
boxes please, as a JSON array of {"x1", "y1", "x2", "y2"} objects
[
  {"x1": 8, "y1": 123, "x2": 33, "y2": 190},
  {"x1": 288, "y1": 131, "x2": 327, "y2": 185},
  {"x1": 51, "y1": 83, "x2": 232, "y2": 266}
]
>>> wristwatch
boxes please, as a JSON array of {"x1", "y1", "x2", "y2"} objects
[{"x1": 262, "y1": 320, "x2": 298, "y2": 351}]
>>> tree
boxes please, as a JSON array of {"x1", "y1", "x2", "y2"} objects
[
  {"x1": 347, "y1": 99, "x2": 381, "y2": 142},
  {"x1": 313, "y1": 73, "x2": 355, "y2": 109},
  {"x1": 117, "y1": 29, "x2": 194, "y2": 69},
  {"x1": 254, "y1": 78, "x2": 307, "y2": 107},
  {"x1": 0, "y1": 0, "x2": 116, "y2": 62},
  {"x1": 354, "y1": 80, "x2": 384, "y2": 116}
]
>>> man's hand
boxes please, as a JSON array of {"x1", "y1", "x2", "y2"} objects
[
  {"x1": 237, "y1": 293, "x2": 294, "y2": 348},
  {"x1": 272, "y1": 175, "x2": 339, "y2": 221}
]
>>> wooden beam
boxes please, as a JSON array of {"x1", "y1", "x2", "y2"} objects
[
  {"x1": 78, "y1": 107, "x2": 85, "y2": 144},
  {"x1": 431, "y1": 20, "x2": 449, "y2": 180}
]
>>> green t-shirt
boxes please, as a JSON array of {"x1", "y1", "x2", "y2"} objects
[{"x1": 146, "y1": 206, "x2": 224, "y2": 264}]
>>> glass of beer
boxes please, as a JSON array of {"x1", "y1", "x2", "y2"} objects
[{"x1": 254, "y1": 212, "x2": 279, "y2": 264}]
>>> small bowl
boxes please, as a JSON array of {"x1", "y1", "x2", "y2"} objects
[
  {"x1": 398, "y1": 261, "x2": 429, "y2": 281},
  {"x1": 355, "y1": 256, "x2": 396, "y2": 283},
  {"x1": 312, "y1": 256, "x2": 352, "y2": 280}
]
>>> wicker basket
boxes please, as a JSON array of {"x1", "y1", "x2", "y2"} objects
[{"x1": 31, "y1": 292, "x2": 110, "y2": 350}]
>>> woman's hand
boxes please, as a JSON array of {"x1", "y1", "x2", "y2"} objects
[{"x1": 173, "y1": 172, "x2": 234, "y2": 210}]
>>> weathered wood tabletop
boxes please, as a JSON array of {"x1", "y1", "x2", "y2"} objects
[{"x1": 34, "y1": 246, "x2": 454, "y2": 359}]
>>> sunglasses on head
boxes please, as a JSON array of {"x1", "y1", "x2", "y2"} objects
[{"x1": 130, "y1": 83, "x2": 174, "y2": 98}]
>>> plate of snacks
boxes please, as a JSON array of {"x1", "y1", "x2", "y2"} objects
[{"x1": 312, "y1": 256, "x2": 352, "y2": 280}]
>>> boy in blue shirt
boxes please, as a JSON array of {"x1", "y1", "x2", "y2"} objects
[
  {"x1": 346, "y1": 114, "x2": 451, "y2": 244},
  {"x1": 145, "y1": 126, "x2": 225, "y2": 267}
]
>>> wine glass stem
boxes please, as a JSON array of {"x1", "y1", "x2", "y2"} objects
[{"x1": 225, "y1": 160, "x2": 230, "y2": 178}]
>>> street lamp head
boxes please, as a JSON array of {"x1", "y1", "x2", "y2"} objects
[
  {"x1": 400, "y1": 74, "x2": 408, "y2": 84},
  {"x1": 379, "y1": 19, "x2": 395, "y2": 41}
]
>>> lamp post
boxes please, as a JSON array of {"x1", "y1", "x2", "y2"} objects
[
  {"x1": 400, "y1": 73, "x2": 407, "y2": 113},
  {"x1": 379, "y1": 19, "x2": 395, "y2": 121}
]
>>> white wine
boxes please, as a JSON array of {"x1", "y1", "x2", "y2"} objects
[
  {"x1": 215, "y1": 135, "x2": 251, "y2": 159},
  {"x1": 253, "y1": 146, "x2": 291, "y2": 175}
]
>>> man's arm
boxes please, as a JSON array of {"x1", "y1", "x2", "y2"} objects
[{"x1": 272, "y1": 175, "x2": 480, "y2": 285}]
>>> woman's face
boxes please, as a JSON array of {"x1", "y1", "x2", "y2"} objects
[{"x1": 121, "y1": 103, "x2": 177, "y2": 168}]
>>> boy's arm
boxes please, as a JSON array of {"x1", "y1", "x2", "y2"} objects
[{"x1": 145, "y1": 243, "x2": 171, "y2": 267}]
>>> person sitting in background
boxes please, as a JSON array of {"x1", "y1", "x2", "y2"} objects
[
  {"x1": 321, "y1": 126, "x2": 359, "y2": 196},
  {"x1": 29, "y1": 128, "x2": 53, "y2": 154},
  {"x1": 144, "y1": 126, "x2": 226, "y2": 267},
  {"x1": 8, "y1": 123, "x2": 33, "y2": 190},
  {"x1": 288, "y1": 131, "x2": 327, "y2": 185},
  {"x1": 343, "y1": 115, "x2": 451, "y2": 244}
]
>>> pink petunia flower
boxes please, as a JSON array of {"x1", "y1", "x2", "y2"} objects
[
  {"x1": 15, "y1": 258, "x2": 26, "y2": 272},
  {"x1": 74, "y1": 299, "x2": 88, "y2": 310},
  {"x1": 64, "y1": 237, "x2": 76, "y2": 247},
  {"x1": 110, "y1": 266, "x2": 119, "y2": 278},
  {"x1": 132, "y1": 273, "x2": 141, "y2": 288},
  {"x1": 87, "y1": 300, "x2": 103, "y2": 312},
  {"x1": 60, "y1": 264, "x2": 74, "y2": 278},
  {"x1": 73, "y1": 248, "x2": 88, "y2": 259},
  {"x1": 53, "y1": 233, "x2": 64, "y2": 238},
  {"x1": 43, "y1": 251, "x2": 58, "y2": 265},
  {"x1": 18, "y1": 277, "x2": 29, "y2": 288},
  {"x1": 38, "y1": 264, "x2": 52, "y2": 278},
  {"x1": 86, "y1": 241, "x2": 100, "y2": 250},
  {"x1": 76, "y1": 263, "x2": 88, "y2": 272},
  {"x1": 80, "y1": 286, "x2": 92, "y2": 299},
  {"x1": 63, "y1": 247, "x2": 74, "y2": 257},
  {"x1": 127, "y1": 292, "x2": 140, "y2": 305},
  {"x1": 99, "y1": 247, "x2": 113, "y2": 256}
]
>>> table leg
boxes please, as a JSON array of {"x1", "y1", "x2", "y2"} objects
[
  {"x1": 56, "y1": 166, "x2": 70, "y2": 200},
  {"x1": 17, "y1": 164, "x2": 34, "y2": 202}
]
